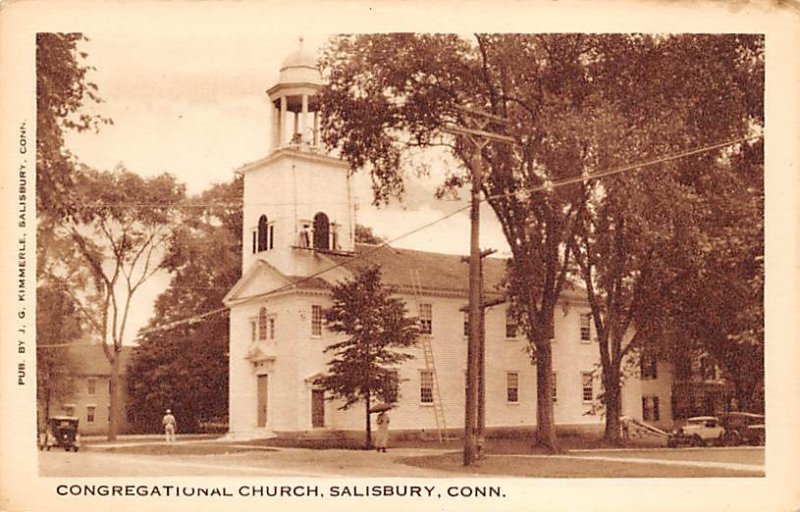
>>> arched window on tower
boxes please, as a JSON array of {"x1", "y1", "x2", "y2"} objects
[
  {"x1": 258, "y1": 215, "x2": 269, "y2": 252},
  {"x1": 313, "y1": 212, "x2": 330, "y2": 250}
]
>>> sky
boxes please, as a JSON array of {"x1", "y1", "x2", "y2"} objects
[{"x1": 62, "y1": 31, "x2": 510, "y2": 340}]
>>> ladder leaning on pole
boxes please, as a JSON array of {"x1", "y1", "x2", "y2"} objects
[{"x1": 410, "y1": 268, "x2": 447, "y2": 443}]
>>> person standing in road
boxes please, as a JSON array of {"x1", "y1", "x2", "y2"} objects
[
  {"x1": 162, "y1": 409, "x2": 177, "y2": 443},
  {"x1": 375, "y1": 411, "x2": 390, "y2": 452}
]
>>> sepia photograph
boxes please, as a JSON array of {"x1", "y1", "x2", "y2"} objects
[{"x1": 1, "y1": 1, "x2": 798, "y2": 511}]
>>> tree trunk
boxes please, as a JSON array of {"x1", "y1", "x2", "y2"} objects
[
  {"x1": 107, "y1": 352, "x2": 122, "y2": 441},
  {"x1": 603, "y1": 372, "x2": 622, "y2": 445},
  {"x1": 534, "y1": 342, "x2": 559, "y2": 452},
  {"x1": 364, "y1": 395, "x2": 372, "y2": 450},
  {"x1": 43, "y1": 385, "x2": 51, "y2": 429}
]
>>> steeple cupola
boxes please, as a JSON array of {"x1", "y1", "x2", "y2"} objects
[{"x1": 266, "y1": 38, "x2": 323, "y2": 151}]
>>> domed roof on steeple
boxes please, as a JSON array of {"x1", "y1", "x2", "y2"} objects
[{"x1": 276, "y1": 38, "x2": 322, "y2": 86}]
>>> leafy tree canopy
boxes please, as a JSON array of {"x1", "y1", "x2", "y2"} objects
[{"x1": 36, "y1": 33, "x2": 111, "y2": 218}]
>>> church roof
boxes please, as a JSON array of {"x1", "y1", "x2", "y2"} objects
[{"x1": 324, "y1": 243, "x2": 508, "y2": 296}]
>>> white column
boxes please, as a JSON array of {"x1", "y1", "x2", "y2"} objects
[
  {"x1": 279, "y1": 96, "x2": 287, "y2": 147},
  {"x1": 271, "y1": 103, "x2": 280, "y2": 150},
  {"x1": 301, "y1": 94, "x2": 309, "y2": 145}
]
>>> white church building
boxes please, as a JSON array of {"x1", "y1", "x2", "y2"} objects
[{"x1": 223, "y1": 46, "x2": 674, "y2": 440}]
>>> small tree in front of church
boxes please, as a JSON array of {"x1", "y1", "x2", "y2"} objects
[{"x1": 315, "y1": 267, "x2": 420, "y2": 449}]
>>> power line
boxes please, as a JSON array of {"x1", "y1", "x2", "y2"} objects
[
  {"x1": 486, "y1": 135, "x2": 761, "y2": 202},
  {"x1": 70, "y1": 200, "x2": 377, "y2": 209},
  {"x1": 107, "y1": 134, "x2": 764, "y2": 340}
]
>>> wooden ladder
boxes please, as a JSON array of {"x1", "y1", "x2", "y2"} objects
[{"x1": 411, "y1": 269, "x2": 447, "y2": 443}]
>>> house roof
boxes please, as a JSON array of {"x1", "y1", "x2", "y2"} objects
[
  {"x1": 62, "y1": 345, "x2": 134, "y2": 376},
  {"x1": 323, "y1": 243, "x2": 508, "y2": 295}
]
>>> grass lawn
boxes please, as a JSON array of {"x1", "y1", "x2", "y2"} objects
[
  {"x1": 400, "y1": 453, "x2": 764, "y2": 478},
  {"x1": 250, "y1": 431, "x2": 667, "y2": 453}
]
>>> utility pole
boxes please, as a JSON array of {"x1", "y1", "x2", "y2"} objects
[{"x1": 445, "y1": 106, "x2": 513, "y2": 466}]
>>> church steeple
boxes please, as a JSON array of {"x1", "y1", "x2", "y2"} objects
[
  {"x1": 266, "y1": 37, "x2": 324, "y2": 151},
  {"x1": 237, "y1": 40, "x2": 354, "y2": 277}
]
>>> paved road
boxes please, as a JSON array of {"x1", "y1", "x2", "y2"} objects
[
  {"x1": 38, "y1": 442, "x2": 764, "y2": 478},
  {"x1": 39, "y1": 444, "x2": 458, "y2": 477}
]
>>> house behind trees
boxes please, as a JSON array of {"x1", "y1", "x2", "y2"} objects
[{"x1": 37, "y1": 345, "x2": 133, "y2": 435}]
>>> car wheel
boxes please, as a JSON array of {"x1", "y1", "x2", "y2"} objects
[
  {"x1": 667, "y1": 438, "x2": 677, "y2": 448},
  {"x1": 691, "y1": 435, "x2": 705, "y2": 447},
  {"x1": 724, "y1": 431, "x2": 741, "y2": 447}
]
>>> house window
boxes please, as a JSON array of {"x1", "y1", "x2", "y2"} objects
[
  {"x1": 251, "y1": 229, "x2": 257, "y2": 254},
  {"x1": 552, "y1": 372, "x2": 558, "y2": 403},
  {"x1": 505, "y1": 309, "x2": 518, "y2": 339},
  {"x1": 384, "y1": 370, "x2": 399, "y2": 404},
  {"x1": 269, "y1": 225, "x2": 275, "y2": 250},
  {"x1": 258, "y1": 307, "x2": 268, "y2": 340},
  {"x1": 87, "y1": 406, "x2": 96, "y2": 423},
  {"x1": 700, "y1": 357, "x2": 716, "y2": 381},
  {"x1": 580, "y1": 313, "x2": 591, "y2": 342},
  {"x1": 268, "y1": 317, "x2": 276, "y2": 340},
  {"x1": 641, "y1": 352, "x2": 658, "y2": 379},
  {"x1": 311, "y1": 305, "x2": 323, "y2": 337},
  {"x1": 420, "y1": 370, "x2": 434, "y2": 404},
  {"x1": 250, "y1": 319, "x2": 257, "y2": 342},
  {"x1": 313, "y1": 212, "x2": 330, "y2": 250},
  {"x1": 419, "y1": 303, "x2": 432, "y2": 335},
  {"x1": 87, "y1": 378, "x2": 96, "y2": 395},
  {"x1": 507, "y1": 372, "x2": 519, "y2": 403},
  {"x1": 258, "y1": 214, "x2": 269, "y2": 252},
  {"x1": 642, "y1": 396, "x2": 661, "y2": 421},
  {"x1": 107, "y1": 405, "x2": 110, "y2": 423},
  {"x1": 62, "y1": 405, "x2": 75, "y2": 416},
  {"x1": 463, "y1": 311, "x2": 469, "y2": 337},
  {"x1": 581, "y1": 372, "x2": 594, "y2": 402}
]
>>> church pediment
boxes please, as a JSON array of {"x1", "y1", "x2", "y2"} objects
[
  {"x1": 224, "y1": 259, "x2": 295, "y2": 306},
  {"x1": 244, "y1": 343, "x2": 276, "y2": 363}
]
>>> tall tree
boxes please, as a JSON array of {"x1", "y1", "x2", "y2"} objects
[
  {"x1": 128, "y1": 178, "x2": 243, "y2": 433},
  {"x1": 673, "y1": 139, "x2": 764, "y2": 412},
  {"x1": 36, "y1": 34, "x2": 111, "y2": 423},
  {"x1": 314, "y1": 267, "x2": 419, "y2": 449},
  {"x1": 569, "y1": 35, "x2": 763, "y2": 442},
  {"x1": 320, "y1": 34, "x2": 601, "y2": 451},
  {"x1": 49, "y1": 166, "x2": 186, "y2": 439}
]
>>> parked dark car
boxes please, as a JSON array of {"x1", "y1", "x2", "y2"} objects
[
  {"x1": 39, "y1": 416, "x2": 80, "y2": 452},
  {"x1": 718, "y1": 412, "x2": 765, "y2": 446}
]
